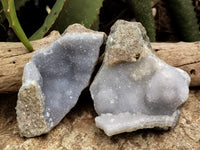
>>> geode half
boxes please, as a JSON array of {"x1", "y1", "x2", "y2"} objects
[
  {"x1": 16, "y1": 24, "x2": 106, "y2": 137},
  {"x1": 90, "y1": 20, "x2": 190, "y2": 136}
]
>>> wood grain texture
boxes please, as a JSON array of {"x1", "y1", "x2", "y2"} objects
[
  {"x1": 0, "y1": 31, "x2": 61, "y2": 93},
  {"x1": 0, "y1": 36, "x2": 199, "y2": 93},
  {"x1": 152, "y1": 42, "x2": 200, "y2": 87}
]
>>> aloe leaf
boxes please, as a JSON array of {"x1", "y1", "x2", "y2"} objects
[
  {"x1": 1, "y1": 0, "x2": 33, "y2": 51},
  {"x1": 52, "y1": 0, "x2": 103, "y2": 33},
  {"x1": 29, "y1": 0, "x2": 65, "y2": 41},
  {"x1": 90, "y1": 16, "x2": 100, "y2": 31}
]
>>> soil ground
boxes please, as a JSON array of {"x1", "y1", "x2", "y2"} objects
[{"x1": 0, "y1": 89, "x2": 200, "y2": 149}]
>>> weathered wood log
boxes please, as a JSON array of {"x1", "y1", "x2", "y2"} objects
[
  {"x1": 0, "y1": 32, "x2": 199, "y2": 92},
  {"x1": 152, "y1": 42, "x2": 200, "y2": 87},
  {"x1": 0, "y1": 31, "x2": 61, "y2": 93}
]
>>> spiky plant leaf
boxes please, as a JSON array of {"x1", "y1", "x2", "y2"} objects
[
  {"x1": 29, "y1": 0, "x2": 65, "y2": 40},
  {"x1": 52, "y1": 0, "x2": 103, "y2": 33},
  {"x1": 164, "y1": 0, "x2": 200, "y2": 42}
]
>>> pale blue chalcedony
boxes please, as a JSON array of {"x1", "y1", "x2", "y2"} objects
[
  {"x1": 90, "y1": 20, "x2": 190, "y2": 136},
  {"x1": 16, "y1": 24, "x2": 105, "y2": 137}
]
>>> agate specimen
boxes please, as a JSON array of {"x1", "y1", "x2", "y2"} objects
[
  {"x1": 90, "y1": 20, "x2": 190, "y2": 136},
  {"x1": 16, "y1": 24, "x2": 105, "y2": 137}
]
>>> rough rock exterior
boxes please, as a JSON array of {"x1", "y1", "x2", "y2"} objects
[
  {"x1": 90, "y1": 20, "x2": 190, "y2": 136},
  {"x1": 16, "y1": 24, "x2": 106, "y2": 137},
  {"x1": 104, "y1": 20, "x2": 149, "y2": 66}
]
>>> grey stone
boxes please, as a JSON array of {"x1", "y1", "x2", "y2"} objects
[
  {"x1": 104, "y1": 20, "x2": 149, "y2": 66},
  {"x1": 16, "y1": 24, "x2": 106, "y2": 137},
  {"x1": 90, "y1": 20, "x2": 190, "y2": 136}
]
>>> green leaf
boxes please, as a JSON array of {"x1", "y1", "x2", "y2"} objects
[
  {"x1": 29, "y1": 0, "x2": 65, "y2": 41},
  {"x1": 164, "y1": 0, "x2": 200, "y2": 42},
  {"x1": 90, "y1": 17, "x2": 100, "y2": 31},
  {"x1": 52, "y1": 0, "x2": 103, "y2": 33},
  {"x1": 1, "y1": 0, "x2": 33, "y2": 51}
]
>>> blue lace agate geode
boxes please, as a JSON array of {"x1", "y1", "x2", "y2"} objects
[
  {"x1": 90, "y1": 20, "x2": 190, "y2": 136},
  {"x1": 16, "y1": 24, "x2": 105, "y2": 137}
]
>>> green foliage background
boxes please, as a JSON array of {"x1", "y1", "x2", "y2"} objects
[{"x1": 0, "y1": 0, "x2": 200, "y2": 51}]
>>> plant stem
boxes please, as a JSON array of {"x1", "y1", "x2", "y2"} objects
[{"x1": 1, "y1": 0, "x2": 33, "y2": 51}]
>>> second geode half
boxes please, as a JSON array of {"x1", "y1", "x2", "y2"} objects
[
  {"x1": 90, "y1": 20, "x2": 191, "y2": 136},
  {"x1": 16, "y1": 24, "x2": 106, "y2": 137}
]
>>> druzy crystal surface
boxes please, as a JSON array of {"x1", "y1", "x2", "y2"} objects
[
  {"x1": 16, "y1": 24, "x2": 105, "y2": 137},
  {"x1": 90, "y1": 20, "x2": 190, "y2": 136}
]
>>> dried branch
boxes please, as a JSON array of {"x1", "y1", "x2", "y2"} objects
[{"x1": 0, "y1": 32, "x2": 199, "y2": 93}]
